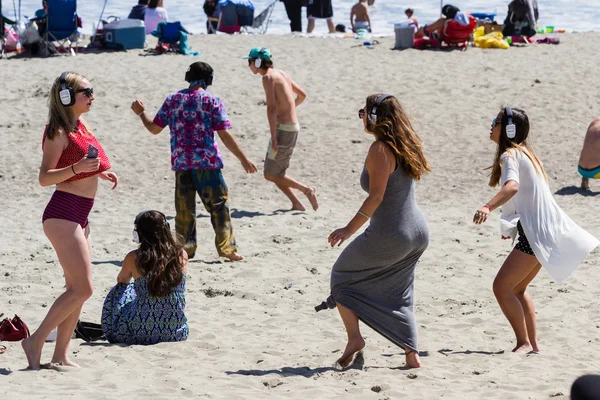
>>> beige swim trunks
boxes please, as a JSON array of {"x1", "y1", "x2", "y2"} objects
[{"x1": 264, "y1": 123, "x2": 299, "y2": 177}]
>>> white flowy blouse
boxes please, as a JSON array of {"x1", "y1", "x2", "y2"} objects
[{"x1": 500, "y1": 149, "x2": 599, "y2": 283}]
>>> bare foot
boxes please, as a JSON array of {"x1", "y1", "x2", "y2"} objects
[
  {"x1": 582, "y1": 178, "x2": 590, "y2": 190},
  {"x1": 512, "y1": 342, "x2": 533, "y2": 353},
  {"x1": 50, "y1": 358, "x2": 81, "y2": 368},
  {"x1": 405, "y1": 349, "x2": 422, "y2": 368},
  {"x1": 22, "y1": 337, "x2": 43, "y2": 370},
  {"x1": 223, "y1": 253, "x2": 244, "y2": 262},
  {"x1": 336, "y1": 337, "x2": 365, "y2": 369},
  {"x1": 291, "y1": 202, "x2": 306, "y2": 211},
  {"x1": 304, "y1": 187, "x2": 319, "y2": 211}
]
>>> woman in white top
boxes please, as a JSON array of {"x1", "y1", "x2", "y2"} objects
[
  {"x1": 144, "y1": 0, "x2": 168, "y2": 34},
  {"x1": 473, "y1": 107, "x2": 599, "y2": 353}
]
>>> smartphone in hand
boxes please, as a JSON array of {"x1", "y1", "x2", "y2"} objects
[{"x1": 87, "y1": 144, "x2": 99, "y2": 159}]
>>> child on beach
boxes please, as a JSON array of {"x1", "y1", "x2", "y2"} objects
[
  {"x1": 473, "y1": 107, "x2": 599, "y2": 353},
  {"x1": 245, "y1": 47, "x2": 319, "y2": 212},
  {"x1": 131, "y1": 61, "x2": 257, "y2": 262},
  {"x1": 350, "y1": 0, "x2": 371, "y2": 33},
  {"x1": 101, "y1": 210, "x2": 188, "y2": 345},
  {"x1": 405, "y1": 8, "x2": 418, "y2": 28}
]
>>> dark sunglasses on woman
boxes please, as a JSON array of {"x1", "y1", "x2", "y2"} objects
[
  {"x1": 77, "y1": 88, "x2": 94, "y2": 98},
  {"x1": 358, "y1": 109, "x2": 365, "y2": 119}
]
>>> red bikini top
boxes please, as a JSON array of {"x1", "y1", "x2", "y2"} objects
[{"x1": 42, "y1": 120, "x2": 111, "y2": 183}]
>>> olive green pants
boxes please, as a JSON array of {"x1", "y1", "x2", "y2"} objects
[{"x1": 175, "y1": 169, "x2": 237, "y2": 258}]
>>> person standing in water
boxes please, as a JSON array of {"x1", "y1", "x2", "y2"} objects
[{"x1": 246, "y1": 47, "x2": 318, "y2": 212}]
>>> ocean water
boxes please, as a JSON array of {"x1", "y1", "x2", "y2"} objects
[{"x1": 12, "y1": 0, "x2": 600, "y2": 36}]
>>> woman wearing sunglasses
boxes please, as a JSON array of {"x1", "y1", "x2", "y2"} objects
[
  {"x1": 22, "y1": 72, "x2": 118, "y2": 370},
  {"x1": 321, "y1": 94, "x2": 431, "y2": 369},
  {"x1": 474, "y1": 107, "x2": 598, "y2": 353}
]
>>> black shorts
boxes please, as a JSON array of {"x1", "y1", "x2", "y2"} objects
[
  {"x1": 514, "y1": 221, "x2": 534, "y2": 256},
  {"x1": 307, "y1": 0, "x2": 333, "y2": 19}
]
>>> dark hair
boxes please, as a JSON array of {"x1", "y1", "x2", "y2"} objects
[
  {"x1": 139, "y1": 0, "x2": 149, "y2": 5},
  {"x1": 134, "y1": 211, "x2": 185, "y2": 298},
  {"x1": 148, "y1": 0, "x2": 161, "y2": 9},
  {"x1": 185, "y1": 61, "x2": 214, "y2": 85},
  {"x1": 487, "y1": 107, "x2": 546, "y2": 186},
  {"x1": 248, "y1": 58, "x2": 273, "y2": 70},
  {"x1": 405, "y1": 8, "x2": 414, "y2": 16},
  {"x1": 335, "y1": 24, "x2": 346, "y2": 33},
  {"x1": 364, "y1": 94, "x2": 431, "y2": 180},
  {"x1": 442, "y1": 4, "x2": 459, "y2": 19}
]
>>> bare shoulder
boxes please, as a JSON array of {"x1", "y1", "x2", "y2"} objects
[
  {"x1": 124, "y1": 250, "x2": 137, "y2": 266},
  {"x1": 369, "y1": 140, "x2": 392, "y2": 155}
]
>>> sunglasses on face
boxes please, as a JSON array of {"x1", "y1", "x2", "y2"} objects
[
  {"x1": 491, "y1": 118, "x2": 499, "y2": 128},
  {"x1": 358, "y1": 108, "x2": 365, "y2": 119},
  {"x1": 77, "y1": 88, "x2": 94, "y2": 98}
]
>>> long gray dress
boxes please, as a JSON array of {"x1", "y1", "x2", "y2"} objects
[{"x1": 324, "y1": 161, "x2": 429, "y2": 352}]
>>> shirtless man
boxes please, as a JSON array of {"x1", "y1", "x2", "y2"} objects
[
  {"x1": 578, "y1": 117, "x2": 600, "y2": 190},
  {"x1": 350, "y1": 0, "x2": 371, "y2": 33},
  {"x1": 245, "y1": 47, "x2": 318, "y2": 211}
]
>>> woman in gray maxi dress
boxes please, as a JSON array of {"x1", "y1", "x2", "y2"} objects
[{"x1": 322, "y1": 94, "x2": 431, "y2": 369}]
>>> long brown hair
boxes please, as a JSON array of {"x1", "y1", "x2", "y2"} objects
[
  {"x1": 488, "y1": 107, "x2": 547, "y2": 187},
  {"x1": 46, "y1": 71, "x2": 93, "y2": 140},
  {"x1": 134, "y1": 211, "x2": 185, "y2": 298},
  {"x1": 364, "y1": 94, "x2": 431, "y2": 180}
]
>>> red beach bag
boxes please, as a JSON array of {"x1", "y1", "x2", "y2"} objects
[{"x1": 0, "y1": 314, "x2": 31, "y2": 341}]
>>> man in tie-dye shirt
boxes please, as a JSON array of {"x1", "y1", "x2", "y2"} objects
[{"x1": 131, "y1": 61, "x2": 257, "y2": 261}]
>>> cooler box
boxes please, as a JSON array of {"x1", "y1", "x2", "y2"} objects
[
  {"x1": 103, "y1": 19, "x2": 145, "y2": 50},
  {"x1": 394, "y1": 21, "x2": 415, "y2": 49}
]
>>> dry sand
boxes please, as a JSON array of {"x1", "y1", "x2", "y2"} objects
[{"x1": 0, "y1": 32, "x2": 599, "y2": 399}]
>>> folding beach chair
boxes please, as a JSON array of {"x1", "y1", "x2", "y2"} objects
[
  {"x1": 42, "y1": 0, "x2": 78, "y2": 56},
  {"x1": 440, "y1": 15, "x2": 477, "y2": 49},
  {"x1": 245, "y1": 0, "x2": 276, "y2": 34},
  {"x1": 0, "y1": 0, "x2": 16, "y2": 58},
  {"x1": 153, "y1": 21, "x2": 183, "y2": 53}
]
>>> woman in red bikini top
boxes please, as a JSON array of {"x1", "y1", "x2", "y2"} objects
[{"x1": 22, "y1": 72, "x2": 118, "y2": 370}]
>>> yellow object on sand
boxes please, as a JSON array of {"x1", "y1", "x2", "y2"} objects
[{"x1": 474, "y1": 27, "x2": 509, "y2": 49}]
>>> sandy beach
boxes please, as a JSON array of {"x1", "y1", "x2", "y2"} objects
[{"x1": 1, "y1": 32, "x2": 599, "y2": 399}]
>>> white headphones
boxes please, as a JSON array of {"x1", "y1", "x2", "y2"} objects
[
  {"x1": 505, "y1": 106, "x2": 516, "y2": 139},
  {"x1": 370, "y1": 94, "x2": 394, "y2": 122},
  {"x1": 58, "y1": 72, "x2": 75, "y2": 107},
  {"x1": 254, "y1": 48, "x2": 266, "y2": 68}
]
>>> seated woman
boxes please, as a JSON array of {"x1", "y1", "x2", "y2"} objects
[
  {"x1": 502, "y1": 0, "x2": 538, "y2": 39},
  {"x1": 101, "y1": 210, "x2": 189, "y2": 345},
  {"x1": 415, "y1": 4, "x2": 470, "y2": 39},
  {"x1": 145, "y1": 0, "x2": 168, "y2": 34},
  {"x1": 578, "y1": 117, "x2": 600, "y2": 190}
]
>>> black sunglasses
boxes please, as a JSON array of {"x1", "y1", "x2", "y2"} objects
[
  {"x1": 76, "y1": 88, "x2": 94, "y2": 98},
  {"x1": 358, "y1": 108, "x2": 365, "y2": 119}
]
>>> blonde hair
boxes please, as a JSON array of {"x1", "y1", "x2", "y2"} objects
[
  {"x1": 46, "y1": 71, "x2": 93, "y2": 140},
  {"x1": 488, "y1": 107, "x2": 547, "y2": 187},
  {"x1": 364, "y1": 94, "x2": 431, "y2": 180}
]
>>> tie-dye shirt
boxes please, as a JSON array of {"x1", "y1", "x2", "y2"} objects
[{"x1": 153, "y1": 89, "x2": 232, "y2": 171}]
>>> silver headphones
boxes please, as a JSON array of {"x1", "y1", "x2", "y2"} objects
[
  {"x1": 505, "y1": 106, "x2": 516, "y2": 139},
  {"x1": 254, "y1": 48, "x2": 267, "y2": 68},
  {"x1": 370, "y1": 94, "x2": 394, "y2": 122},
  {"x1": 58, "y1": 72, "x2": 75, "y2": 107}
]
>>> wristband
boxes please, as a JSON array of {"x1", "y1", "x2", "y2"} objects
[
  {"x1": 357, "y1": 211, "x2": 371, "y2": 219},
  {"x1": 137, "y1": 110, "x2": 145, "y2": 117},
  {"x1": 71, "y1": 164, "x2": 77, "y2": 175},
  {"x1": 483, "y1": 204, "x2": 494, "y2": 212}
]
